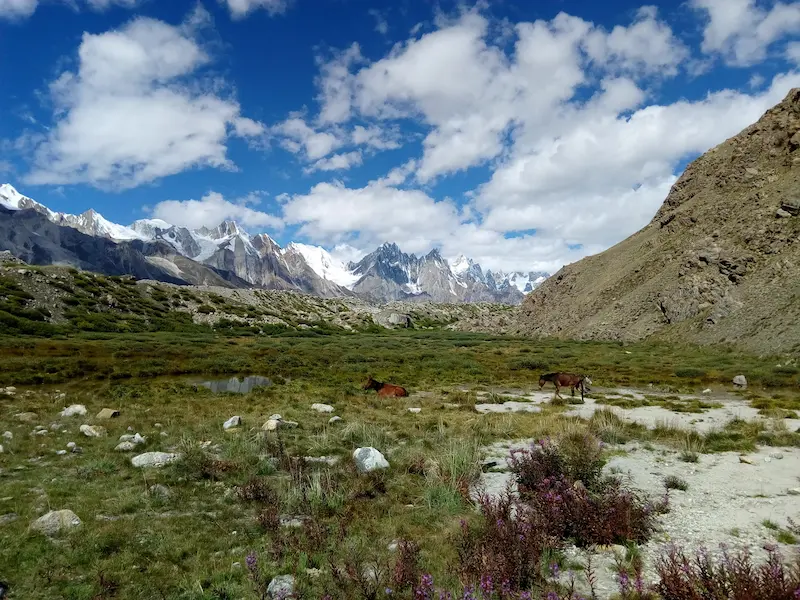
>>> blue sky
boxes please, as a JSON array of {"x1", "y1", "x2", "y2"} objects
[{"x1": 1, "y1": 0, "x2": 799, "y2": 272}]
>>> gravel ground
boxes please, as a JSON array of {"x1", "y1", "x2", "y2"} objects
[{"x1": 473, "y1": 386, "x2": 800, "y2": 598}]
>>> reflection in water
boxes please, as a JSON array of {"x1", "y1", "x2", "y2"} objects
[{"x1": 199, "y1": 376, "x2": 271, "y2": 394}]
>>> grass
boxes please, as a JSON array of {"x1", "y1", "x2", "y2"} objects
[
  {"x1": 1, "y1": 327, "x2": 800, "y2": 598},
  {"x1": 663, "y1": 475, "x2": 688, "y2": 491}
]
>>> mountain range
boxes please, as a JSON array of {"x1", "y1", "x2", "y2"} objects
[{"x1": 0, "y1": 184, "x2": 548, "y2": 304}]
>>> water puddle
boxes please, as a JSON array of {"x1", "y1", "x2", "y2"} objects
[{"x1": 196, "y1": 375, "x2": 272, "y2": 394}]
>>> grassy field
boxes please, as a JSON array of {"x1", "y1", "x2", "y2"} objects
[{"x1": 1, "y1": 329, "x2": 799, "y2": 599}]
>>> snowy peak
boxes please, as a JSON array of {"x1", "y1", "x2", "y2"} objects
[
  {"x1": 130, "y1": 218, "x2": 172, "y2": 238},
  {"x1": 0, "y1": 184, "x2": 55, "y2": 218},
  {"x1": 59, "y1": 209, "x2": 143, "y2": 241}
]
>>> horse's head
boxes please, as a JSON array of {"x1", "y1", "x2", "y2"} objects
[
  {"x1": 582, "y1": 375, "x2": 592, "y2": 387},
  {"x1": 362, "y1": 375, "x2": 380, "y2": 390}
]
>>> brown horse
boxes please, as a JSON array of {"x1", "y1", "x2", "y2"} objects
[
  {"x1": 538, "y1": 372, "x2": 591, "y2": 401},
  {"x1": 362, "y1": 375, "x2": 409, "y2": 397}
]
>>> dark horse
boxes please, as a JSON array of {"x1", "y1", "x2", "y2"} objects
[
  {"x1": 538, "y1": 372, "x2": 592, "y2": 401},
  {"x1": 362, "y1": 375, "x2": 409, "y2": 397}
]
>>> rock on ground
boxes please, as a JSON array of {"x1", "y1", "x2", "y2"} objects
[
  {"x1": 328, "y1": 416, "x2": 343, "y2": 425},
  {"x1": 79, "y1": 424, "x2": 107, "y2": 437},
  {"x1": 733, "y1": 375, "x2": 748, "y2": 388},
  {"x1": 60, "y1": 404, "x2": 86, "y2": 417},
  {"x1": 353, "y1": 447, "x2": 389, "y2": 472},
  {"x1": 311, "y1": 403, "x2": 334, "y2": 413},
  {"x1": 223, "y1": 416, "x2": 242, "y2": 430},
  {"x1": 29, "y1": 510, "x2": 82, "y2": 536},
  {"x1": 267, "y1": 574, "x2": 296, "y2": 599},
  {"x1": 1, "y1": 431, "x2": 10, "y2": 440},
  {"x1": 96, "y1": 408, "x2": 120, "y2": 419},
  {"x1": 131, "y1": 452, "x2": 182, "y2": 468}
]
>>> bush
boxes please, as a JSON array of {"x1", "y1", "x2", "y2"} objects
[
  {"x1": 508, "y1": 436, "x2": 666, "y2": 547},
  {"x1": 652, "y1": 543, "x2": 800, "y2": 600}
]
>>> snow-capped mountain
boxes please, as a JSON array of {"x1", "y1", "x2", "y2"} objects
[{"x1": 0, "y1": 183, "x2": 548, "y2": 303}]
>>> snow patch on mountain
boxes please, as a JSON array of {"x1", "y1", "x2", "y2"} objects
[{"x1": 284, "y1": 242, "x2": 361, "y2": 288}]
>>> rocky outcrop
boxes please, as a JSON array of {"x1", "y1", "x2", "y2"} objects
[{"x1": 516, "y1": 87, "x2": 800, "y2": 354}]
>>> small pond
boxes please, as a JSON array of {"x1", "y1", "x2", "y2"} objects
[{"x1": 197, "y1": 375, "x2": 272, "y2": 394}]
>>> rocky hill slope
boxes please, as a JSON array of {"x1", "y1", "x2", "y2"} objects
[
  {"x1": 515, "y1": 87, "x2": 800, "y2": 354},
  {"x1": 0, "y1": 253, "x2": 515, "y2": 335}
]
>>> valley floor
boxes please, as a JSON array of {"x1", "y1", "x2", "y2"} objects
[{"x1": 0, "y1": 331, "x2": 799, "y2": 599}]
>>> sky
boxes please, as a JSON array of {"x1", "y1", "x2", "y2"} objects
[{"x1": 1, "y1": 0, "x2": 799, "y2": 274}]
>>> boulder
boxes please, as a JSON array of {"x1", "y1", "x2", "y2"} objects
[
  {"x1": 80, "y1": 424, "x2": 107, "y2": 438},
  {"x1": 60, "y1": 404, "x2": 87, "y2": 417},
  {"x1": 733, "y1": 375, "x2": 748, "y2": 388},
  {"x1": 96, "y1": 408, "x2": 120, "y2": 420},
  {"x1": 29, "y1": 510, "x2": 81, "y2": 536},
  {"x1": 776, "y1": 208, "x2": 793, "y2": 218},
  {"x1": 131, "y1": 452, "x2": 182, "y2": 468},
  {"x1": 311, "y1": 403, "x2": 334, "y2": 413},
  {"x1": 328, "y1": 416, "x2": 343, "y2": 425},
  {"x1": 353, "y1": 447, "x2": 389, "y2": 473},
  {"x1": 374, "y1": 311, "x2": 412, "y2": 329},
  {"x1": 148, "y1": 484, "x2": 171, "y2": 499},
  {"x1": 0, "y1": 444, "x2": 3, "y2": 454},
  {"x1": 267, "y1": 575, "x2": 296, "y2": 599},
  {"x1": 15, "y1": 412, "x2": 37, "y2": 423},
  {"x1": 1, "y1": 431, "x2": 11, "y2": 440},
  {"x1": 223, "y1": 416, "x2": 242, "y2": 430}
]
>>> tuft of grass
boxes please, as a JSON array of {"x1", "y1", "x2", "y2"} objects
[{"x1": 663, "y1": 475, "x2": 688, "y2": 491}]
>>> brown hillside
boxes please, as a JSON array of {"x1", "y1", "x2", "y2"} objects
[{"x1": 515, "y1": 88, "x2": 800, "y2": 354}]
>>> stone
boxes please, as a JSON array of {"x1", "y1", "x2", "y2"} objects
[
  {"x1": 780, "y1": 198, "x2": 800, "y2": 216},
  {"x1": 60, "y1": 404, "x2": 87, "y2": 417},
  {"x1": 733, "y1": 375, "x2": 747, "y2": 388},
  {"x1": 29, "y1": 509, "x2": 81, "y2": 536},
  {"x1": 223, "y1": 416, "x2": 242, "y2": 430},
  {"x1": 96, "y1": 408, "x2": 120, "y2": 420},
  {"x1": 70, "y1": 446, "x2": 83, "y2": 454},
  {"x1": 0, "y1": 513, "x2": 18, "y2": 526},
  {"x1": 0, "y1": 444, "x2": 3, "y2": 454},
  {"x1": 375, "y1": 310, "x2": 411, "y2": 328},
  {"x1": 769, "y1": 451, "x2": 784, "y2": 460},
  {"x1": 56, "y1": 450, "x2": 67, "y2": 456},
  {"x1": 115, "y1": 441, "x2": 137, "y2": 452},
  {"x1": 266, "y1": 575, "x2": 295, "y2": 599},
  {"x1": 408, "y1": 407, "x2": 421, "y2": 413},
  {"x1": 787, "y1": 488, "x2": 800, "y2": 496},
  {"x1": 353, "y1": 447, "x2": 389, "y2": 473},
  {"x1": 131, "y1": 452, "x2": 182, "y2": 468},
  {"x1": 154, "y1": 423, "x2": 163, "y2": 428},
  {"x1": 262, "y1": 419, "x2": 280, "y2": 432},
  {"x1": 311, "y1": 403, "x2": 334, "y2": 413},
  {"x1": 328, "y1": 416, "x2": 343, "y2": 425},
  {"x1": 80, "y1": 424, "x2": 107, "y2": 438},
  {"x1": 15, "y1": 412, "x2": 37, "y2": 423},
  {"x1": 66, "y1": 442, "x2": 76, "y2": 450},
  {"x1": 148, "y1": 484, "x2": 171, "y2": 499},
  {"x1": 739, "y1": 456, "x2": 753, "y2": 464},
  {"x1": 303, "y1": 456, "x2": 340, "y2": 466},
  {"x1": 1, "y1": 432, "x2": 11, "y2": 440},
  {"x1": 776, "y1": 208, "x2": 792, "y2": 218},
  {"x1": 702, "y1": 389, "x2": 712, "y2": 394}
]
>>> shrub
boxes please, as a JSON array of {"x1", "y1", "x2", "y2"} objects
[
  {"x1": 454, "y1": 491, "x2": 560, "y2": 591},
  {"x1": 508, "y1": 436, "x2": 666, "y2": 547},
  {"x1": 663, "y1": 476, "x2": 688, "y2": 491},
  {"x1": 652, "y1": 543, "x2": 800, "y2": 600}
]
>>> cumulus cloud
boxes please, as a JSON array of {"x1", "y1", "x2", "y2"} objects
[
  {"x1": 691, "y1": 0, "x2": 800, "y2": 66},
  {"x1": 220, "y1": 0, "x2": 289, "y2": 20},
  {"x1": 22, "y1": 7, "x2": 265, "y2": 190},
  {"x1": 0, "y1": 0, "x2": 142, "y2": 20},
  {"x1": 307, "y1": 151, "x2": 363, "y2": 172},
  {"x1": 151, "y1": 191, "x2": 284, "y2": 231},
  {"x1": 281, "y1": 4, "x2": 800, "y2": 272},
  {"x1": 273, "y1": 116, "x2": 342, "y2": 161}
]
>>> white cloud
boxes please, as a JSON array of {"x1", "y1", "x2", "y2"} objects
[
  {"x1": 221, "y1": 0, "x2": 289, "y2": 20},
  {"x1": 307, "y1": 151, "x2": 363, "y2": 172},
  {"x1": 691, "y1": 0, "x2": 800, "y2": 65},
  {"x1": 273, "y1": 117, "x2": 342, "y2": 160},
  {"x1": 788, "y1": 41, "x2": 800, "y2": 65},
  {"x1": 151, "y1": 191, "x2": 284, "y2": 231},
  {"x1": 0, "y1": 0, "x2": 37, "y2": 19},
  {"x1": 0, "y1": 0, "x2": 142, "y2": 20},
  {"x1": 351, "y1": 125, "x2": 400, "y2": 150},
  {"x1": 369, "y1": 9, "x2": 388, "y2": 36},
  {"x1": 23, "y1": 8, "x2": 264, "y2": 190},
  {"x1": 315, "y1": 43, "x2": 364, "y2": 125},
  {"x1": 583, "y1": 6, "x2": 688, "y2": 76}
]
